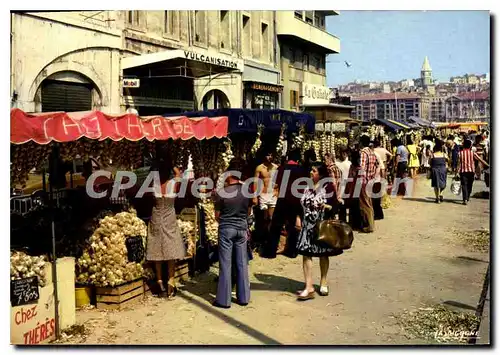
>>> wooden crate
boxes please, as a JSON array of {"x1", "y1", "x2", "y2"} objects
[
  {"x1": 96, "y1": 279, "x2": 145, "y2": 310},
  {"x1": 175, "y1": 259, "x2": 190, "y2": 282}
]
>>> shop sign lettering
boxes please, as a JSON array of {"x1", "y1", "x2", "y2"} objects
[
  {"x1": 123, "y1": 79, "x2": 140, "y2": 88},
  {"x1": 302, "y1": 84, "x2": 330, "y2": 105},
  {"x1": 184, "y1": 50, "x2": 239, "y2": 70},
  {"x1": 23, "y1": 317, "x2": 56, "y2": 344},
  {"x1": 250, "y1": 83, "x2": 283, "y2": 93}
]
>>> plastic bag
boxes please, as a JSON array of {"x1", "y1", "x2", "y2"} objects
[{"x1": 450, "y1": 176, "x2": 461, "y2": 195}]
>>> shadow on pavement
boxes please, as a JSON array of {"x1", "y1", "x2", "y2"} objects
[
  {"x1": 177, "y1": 291, "x2": 282, "y2": 345},
  {"x1": 442, "y1": 300, "x2": 477, "y2": 311},
  {"x1": 177, "y1": 274, "x2": 283, "y2": 345},
  {"x1": 253, "y1": 273, "x2": 320, "y2": 294},
  {"x1": 402, "y1": 197, "x2": 463, "y2": 205},
  {"x1": 457, "y1": 256, "x2": 489, "y2": 264}
]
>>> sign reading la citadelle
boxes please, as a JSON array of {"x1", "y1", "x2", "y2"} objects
[
  {"x1": 302, "y1": 84, "x2": 330, "y2": 105},
  {"x1": 183, "y1": 50, "x2": 242, "y2": 71}
]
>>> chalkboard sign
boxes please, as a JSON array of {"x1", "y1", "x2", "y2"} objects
[
  {"x1": 11, "y1": 277, "x2": 40, "y2": 307},
  {"x1": 126, "y1": 236, "x2": 145, "y2": 263}
]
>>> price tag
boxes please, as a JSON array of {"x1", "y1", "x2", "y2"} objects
[
  {"x1": 11, "y1": 277, "x2": 40, "y2": 307},
  {"x1": 126, "y1": 236, "x2": 145, "y2": 263}
]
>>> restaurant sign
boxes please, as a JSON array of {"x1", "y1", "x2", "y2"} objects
[{"x1": 302, "y1": 84, "x2": 330, "y2": 105}]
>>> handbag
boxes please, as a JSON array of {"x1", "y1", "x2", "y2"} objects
[
  {"x1": 450, "y1": 175, "x2": 461, "y2": 195},
  {"x1": 315, "y1": 219, "x2": 354, "y2": 250}
]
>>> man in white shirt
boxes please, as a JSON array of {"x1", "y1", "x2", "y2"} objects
[
  {"x1": 335, "y1": 148, "x2": 352, "y2": 223},
  {"x1": 373, "y1": 140, "x2": 392, "y2": 179}
]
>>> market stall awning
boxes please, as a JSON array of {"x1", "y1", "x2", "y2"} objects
[
  {"x1": 373, "y1": 118, "x2": 402, "y2": 132},
  {"x1": 10, "y1": 108, "x2": 228, "y2": 144},
  {"x1": 163, "y1": 108, "x2": 316, "y2": 134},
  {"x1": 408, "y1": 116, "x2": 435, "y2": 128},
  {"x1": 386, "y1": 119, "x2": 411, "y2": 130}
]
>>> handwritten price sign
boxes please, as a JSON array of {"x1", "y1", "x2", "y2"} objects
[{"x1": 11, "y1": 277, "x2": 40, "y2": 307}]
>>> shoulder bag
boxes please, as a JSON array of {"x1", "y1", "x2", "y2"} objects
[{"x1": 315, "y1": 219, "x2": 354, "y2": 250}]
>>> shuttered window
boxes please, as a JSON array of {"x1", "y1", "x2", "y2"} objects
[{"x1": 41, "y1": 80, "x2": 92, "y2": 112}]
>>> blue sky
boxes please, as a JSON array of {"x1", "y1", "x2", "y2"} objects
[{"x1": 325, "y1": 11, "x2": 490, "y2": 87}]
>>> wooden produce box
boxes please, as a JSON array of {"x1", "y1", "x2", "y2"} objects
[
  {"x1": 179, "y1": 207, "x2": 199, "y2": 261},
  {"x1": 96, "y1": 279, "x2": 146, "y2": 310},
  {"x1": 175, "y1": 259, "x2": 190, "y2": 282}
]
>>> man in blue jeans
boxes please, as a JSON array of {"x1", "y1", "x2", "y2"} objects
[{"x1": 213, "y1": 158, "x2": 251, "y2": 308}]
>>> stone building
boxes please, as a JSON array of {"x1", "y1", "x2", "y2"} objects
[
  {"x1": 278, "y1": 11, "x2": 340, "y2": 111},
  {"x1": 351, "y1": 93, "x2": 426, "y2": 122},
  {"x1": 11, "y1": 10, "x2": 340, "y2": 114}
]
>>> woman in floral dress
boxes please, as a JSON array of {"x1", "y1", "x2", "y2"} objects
[{"x1": 296, "y1": 162, "x2": 343, "y2": 301}]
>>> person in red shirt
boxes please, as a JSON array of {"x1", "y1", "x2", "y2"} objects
[
  {"x1": 458, "y1": 139, "x2": 489, "y2": 205},
  {"x1": 358, "y1": 135, "x2": 379, "y2": 233}
]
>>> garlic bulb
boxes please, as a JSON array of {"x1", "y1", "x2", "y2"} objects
[
  {"x1": 10, "y1": 252, "x2": 48, "y2": 287},
  {"x1": 275, "y1": 124, "x2": 287, "y2": 159},
  {"x1": 177, "y1": 219, "x2": 197, "y2": 257},
  {"x1": 251, "y1": 125, "x2": 264, "y2": 156},
  {"x1": 76, "y1": 208, "x2": 147, "y2": 287},
  {"x1": 199, "y1": 199, "x2": 218, "y2": 246}
]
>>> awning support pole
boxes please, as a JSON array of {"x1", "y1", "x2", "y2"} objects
[{"x1": 48, "y1": 143, "x2": 61, "y2": 340}]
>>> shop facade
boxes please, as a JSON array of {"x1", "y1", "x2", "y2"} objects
[
  {"x1": 242, "y1": 60, "x2": 282, "y2": 109},
  {"x1": 122, "y1": 48, "x2": 244, "y2": 115}
]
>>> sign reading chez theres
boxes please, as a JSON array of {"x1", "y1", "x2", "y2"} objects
[
  {"x1": 184, "y1": 50, "x2": 240, "y2": 70},
  {"x1": 302, "y1": 84, "x2": 330, "y2": 105}
]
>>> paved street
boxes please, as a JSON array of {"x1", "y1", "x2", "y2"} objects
[{"x1": 68, "y1": 175, "x2": 490, "y2": 345}]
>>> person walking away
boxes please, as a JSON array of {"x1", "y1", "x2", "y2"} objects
[
  {"x1": 429, "y1": 141, "x2": 447, "y2": 203},
  {"x1": 295, "y1": 162, "x2": 343, "y2": 300},
  {"x1": 213, "y1": 158, "x2": 251, "y2": 308},
  {"x1": 358, "y1": 135, "x2": 379, "y2": 233},
  {"x1": 146, "y1": 158, "x2": 186, "y2": 298},
  {"x1": 346, "y1": 151, "x2": 363, "y2": 231},
  {"x1": 253, "y1": 150, "x2": 278, "y2": 233},
  {"x1": 447, "y1": 138, "x2": 460, "y2": 175},
  {"x1": 395, "y1": 139, "x2": 409, "y2": 179},
  {"x1": 458, "y1": 139, "x2": 489, "y2": 205},
  {"x1": 406, "y1": 137, "x2": 420, "y2": 179},
  {"x1": 394, "y1": 138, "x2": 409, "y2": 195},
  {"x1": 422, "y1": 144, "x2": 433, "y2": 179},
  {"x1": 335, "y1": 149, "x2": 351, "y2": 222},
  {"x1": 265, "y1": 149, "x2": 307, "y2": 259},
  {"x1": 371, "y1": 142, "x2": 384, "y2": 220},
  {"x1": 373, "y1": 140, "x2": 392, "y2": 180},
  {"x1": 472, "y1": 135, "x2": 485, "y2": 180}
]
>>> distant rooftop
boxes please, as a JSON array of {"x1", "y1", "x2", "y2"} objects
[{"x1": 351, "y1": 93, "x2": 421, "y2": 101}]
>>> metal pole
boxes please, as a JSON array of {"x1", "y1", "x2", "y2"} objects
[{"x1": 49, "y1": 144, "x2": 60, "y2": 340}]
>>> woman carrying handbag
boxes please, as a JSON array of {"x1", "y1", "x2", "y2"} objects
[{"x1": 295, "y1": 162, "x2": 343, "y2": 301}]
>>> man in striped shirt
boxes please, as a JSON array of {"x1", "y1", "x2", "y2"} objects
[{"x1": 457, "y1": 139, "x2": 489, "y2": 205}]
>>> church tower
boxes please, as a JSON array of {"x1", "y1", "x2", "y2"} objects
[{"x1": 421, "y1": 56, "x2": 433, "y2": 87}]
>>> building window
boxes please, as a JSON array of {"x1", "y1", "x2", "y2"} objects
[
  {"x1": 294, "y1": 11, "x2": 303, "y2": 19},
  {"x1": 305, "y1": 11, "x2": 314, "y2": 24},
  {"x1": 164, "y1": 11, "x2": 179, "y2": 37},
  {"x1": 314, "y1": 13, "x2": 325, "y2": 29},
  {"x1": 294, "y1": 49, "x2": 303, "y2": 69},
  {"x1": 290, "y1": 90, "x2": 299, "y2": 109},
  {"x1": 242, "y1": 14, "x2": 251, "y2": 57},
  {"x1": 195, "y1": 10, "x2": 207, "y2": 44},
  {"x1": 312, "y1": 55, "x2": 321, "y2": 73},
  {"x1": 303, "y1": 53, "x2": 309, "y2": 71},
  {"x1": 220, "y1": 11, "x2": 230, "y2": 50},
  {"x1": 261, "y1": 22, "x2": 269, "y2": 61},
  {"x1": 127, "y1": 11, "x2": 144, "y2": 28}
]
